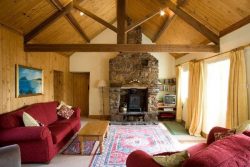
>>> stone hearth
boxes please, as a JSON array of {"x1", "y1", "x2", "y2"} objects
[{"x1": 109, "y1": 52, "x2": 159, "y2": 122}]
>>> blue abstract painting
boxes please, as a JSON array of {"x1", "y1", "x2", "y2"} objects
[{"x1": 17, "y1": 65, "x2": 43, "y2": 97}]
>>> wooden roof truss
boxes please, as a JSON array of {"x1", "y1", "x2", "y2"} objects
[{"x1": 19, "y1": 0, "x2": 250, "y2": 54}]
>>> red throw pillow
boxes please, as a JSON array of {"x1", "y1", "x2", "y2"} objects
[
  {"x1": 57, "y1": 105, "x2": 74, "y2": 119},
  {"x1": 214, "y1": 129, "x2": 236, "y2": 141}
]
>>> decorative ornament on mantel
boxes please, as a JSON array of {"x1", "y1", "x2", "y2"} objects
[
  {"x1": 129, "y1": 79, "x2": 140, "y2": 83},
  {"x1": 122, "y1": 79, "x2": 148, "y2": 89}
]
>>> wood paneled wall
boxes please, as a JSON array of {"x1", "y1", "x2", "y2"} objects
[{"x1": 0, "y1": 25, "x2": 73, "y2": 115}]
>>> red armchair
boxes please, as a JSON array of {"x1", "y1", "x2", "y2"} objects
[
  {"x1": 0, "y1": 101, "x2": 81, "y2": 163},
  {"x1": 126, "y1": 127, "x2": 250, "y2": 167}
]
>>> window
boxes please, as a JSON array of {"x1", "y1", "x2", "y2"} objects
[
  {"x1": 202, "y1": 57, "x2": 230, "y2": 134},
  {"x1": 180, "y1": 65, "x2": 189, "y2": 121},
  {"x1": 180, "y1": 70, "x2": 189, "y2": 103}
]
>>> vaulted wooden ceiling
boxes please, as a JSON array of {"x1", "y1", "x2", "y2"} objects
[{"x1": 0, "y1": 0, "x2": 249, "y2": 58}]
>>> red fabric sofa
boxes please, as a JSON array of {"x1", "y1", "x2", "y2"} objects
[
  {"x1": 0, "y1": 101, "x2": 81, "y2": 163},
  {"x1": 126, "y1": 127, "x2": 250, "y2": 167}
]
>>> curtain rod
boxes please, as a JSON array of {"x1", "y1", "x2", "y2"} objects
[{"x1": 176, "y1": 43, "x2": 250, "y2": 66}]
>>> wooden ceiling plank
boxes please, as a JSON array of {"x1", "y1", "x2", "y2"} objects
[
  {"x1": 24, "y1": 2, "x2": 73, "y2": 43},
  {"x1": 125, "y1": 10, "x2": 162, "y2": 33},
  {"x1": 117, "y1": 0, "x2": 126, "y2": 44},
  {"x1": 49, "y1": 0, "x2": 90, "y2": 43},
  {"x1": 220, "y1": 15, "x2": 250, "y2": 37},
  {"x1": 74, "y1": 4, "x2": 117, "y2": 33},
  {"x1": 162, "y1": 0, "x2": 219, "y2": 44},
  {"x1": 24, "y1": 44, "x2": 220, "y2": 53},
  {"x1": 66, "y1": 13, "x2": 90, "y2": 42},
  {"x1": 153, "y1": 14, "x2": 177, "y2": 42},
  {"x1": 75, "y1": 0, "x2": 86, "y2": 5}
]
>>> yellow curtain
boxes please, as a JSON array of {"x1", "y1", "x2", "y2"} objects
[
  {"x1": 185, "y1": 62, "x2": 194, "y2": 129},
  {"x1": 189, "y1": 62, "x2": 204, "y2": 136},
  {"x1": 176, "y1": 66, "x2": 182, "y2": 122},
  {"x1": 226, "y1": 49, "x2": 249, "y2": 128}
]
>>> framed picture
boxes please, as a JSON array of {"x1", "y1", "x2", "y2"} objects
[{"x1": 16, "y1": 65, "x2": 43, "y2": 97}]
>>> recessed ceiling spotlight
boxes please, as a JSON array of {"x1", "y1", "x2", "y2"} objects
[
  {"x1": 80, "y1": 12, "x2": 84, "y2": 16},
  {"x1": 160, "y1": 10, "x2": 165, "y2": 16}
]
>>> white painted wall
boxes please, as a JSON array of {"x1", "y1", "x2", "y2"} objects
[{"x1": 70, "y1": 28, "x2": 176, "y2": 116}]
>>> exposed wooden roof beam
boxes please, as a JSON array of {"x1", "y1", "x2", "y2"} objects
[
  {"x1": 49, "y1": 0, "x2": 63, "y2": 10},
  {"x1": 117, "y1": 0, "x2": 126, "y2": 44},
  {"x1": 24, "y1": 44, "x2": 220, "y2": 53},
  {"x1": 125, "y1": 10, "x2": 162, "y2": 33},
  {"x1": 66, "y1": 13, "x2": 90, "y2": 42},
  {"x1": 161, "y1": 0, "x2": 219, "y2": 44},
  {"x1": 153, "y1": 14, "x2": 176, "y2": 42},
  {"x1": 24, "y1": 2, "x2": 73, "y2": 43},
  {"x1": 49, "y1": 0, "x2": 90, "y2": 42},
  {"x1": 74, "y1": 4, "x2": 117, "y2": 33},
  {"x1": 220, "y1": 15, "x2": 250, "y2": 37}
]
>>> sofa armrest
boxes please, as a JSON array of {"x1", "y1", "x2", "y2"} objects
[
  {"x1": 0, "y1": 144, "x2": 21, "y2": 167},
  {"x1": 126, "y1": 150, "x2": 161, "y2": 167},
  {"x1": 72, "y1": 107, "x2": 81, "y2": 118},
  {"x1": 0, "y1": 126, "x2": 51, "y2": 143},
  {"x1": 207, "y1": 126, "x2": 229, "y2": 145}
]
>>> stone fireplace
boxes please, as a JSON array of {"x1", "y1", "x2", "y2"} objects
[
  {"x1": 109, "y1": 23, "x2": 159, "y2": 122},
  {"x1": 109, "y1": 52, "x2": 159, "y2": 122}
]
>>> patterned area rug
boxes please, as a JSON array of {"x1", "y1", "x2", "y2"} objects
[
  {"x1": 90, "y1": 124, "x2": 180, "y2": 167},
  {"x1": 61, "y1": 136, "x2": 96, "y2": 155}
]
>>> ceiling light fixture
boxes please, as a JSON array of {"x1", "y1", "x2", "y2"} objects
[
  {"x1": 80, "y1": 12, "x2": 84, "y2": 16},
  {"x1": 160, "y1": 10, "x2": 165, "y2": 16}
]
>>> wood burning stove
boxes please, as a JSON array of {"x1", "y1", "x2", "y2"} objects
[{"x1": 120, "y1": 88, "x2": 148, "y2": 113}]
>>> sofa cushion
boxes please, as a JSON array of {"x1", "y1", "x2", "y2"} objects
[
  {"x1": 25, "y1": 105, "x2": 48, "y2": 126},
  {"x1": 0, "y1": 109, "x2": 25, "y2": 129},
  {"x1": 41, "y1": 101, "x2": 58, "y2": 125},
  {"x1": 0, "y1": 114, "x2": 18, "y2": 129},
  {"x1": 57, "y1": 105, "x2": 74, "y2": 119},
  {"x1": 183, "y1": 134, "x2": 250, "y2": 167},
  {"x1": 25, "y1": 102, "x2": 58, "y2": 126},
  {"x1": 56, "y1": 101, "x2": 72, "y2": 110},
  {"x1": 153, "y1": 151, "x2": 189, "y2": 167},
  {"x1": 48, "y1": 123, "x2": 72, "y2": 144},
  {"x1": 54, "y1": 118, "x2": 80, "y2": 130},
  {"x1": 207, "y1": 127, "x2": 229, "y2": 145},
  {"x1": 214, "y1": 129, "x2": 236, "y2": 141},
  {"x1": 23, "y1": 112, "x2": 40, "y2": 127}
]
